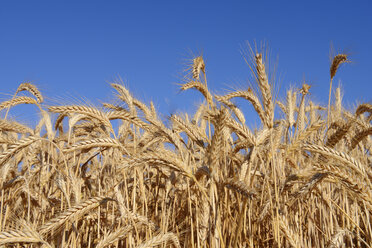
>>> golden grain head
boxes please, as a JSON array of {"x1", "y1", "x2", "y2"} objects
[
  {"x1": 330, "y1": 54, "x2": 348, "y2": 79},
  {"x1": 300, "y1": 83, "x2": 311, "y2": 95},
  {"x1": 192, "y1": 56, "x2": 205, "y2": 80}
]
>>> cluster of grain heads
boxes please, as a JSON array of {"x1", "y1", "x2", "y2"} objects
[{"x1": 0, "y1": 50, "x2": 370, "y2": 247}]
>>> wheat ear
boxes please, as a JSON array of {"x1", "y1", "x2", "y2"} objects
[
  {"x1": 192, "y1": 56, "x2": 205, "y2": 80},
  {"x1": 0, "y1": 230, "x2": 51, "y2": 247},
  {"x1": 0, "y1": 119, "x2": 33, "y2": 134},
  {"x1": 181, "y1": 81, "x2": 214, "y2": 107},
  {"x1": 16, "y1": 82, "x2": 44, "y2": 103},
  {"x1": 328, "y1": 54, "x2": 348, "y2": 128},
  {"x1": 278, "y1": 216, "x2": 301, "y2": 248},
  {"x1": 356, "y1": 103, "x2": 372, "y2": 117},
  {"x1": 63, "y1": 138, "x2": 122, "y2": 152},
  {"x1": 287, "y1": 89, "x2": 295, "y2": 127},
  {"x1": 255, "y1": 53, "x2": 273, "y2": 127},
  {"x1": 96, "y1": 223, "x2": 142, "y2": 248},
  {"x1": 302, "y1": 143, "x2": 365, "y2": 176},
  {"x1": 216, "y1": 89, "x2": 268, "y2": 127},
  {"x1": 224, "y1": 178, "x2": 256, "y2": 198},
  {"x1": 326, "y1": 121, "x2": 351, "y2": 148},
  {"x1": 0, "y1": 96, "x2": 38, "y2": 111},
  {"x1": 350, "y1": 127, "x2": 372, "y2": 150},
  {"x1": 39, "y1": 196, "x2": 113, "y2": 235},
  {"x1": 49, "y1": 105, "x2": 114, "y2": 134},
  {"x1": 135, "y1": 232, "x2": 181, "y2": 248},
  {"x1": 0, "y1": 136, "x2": 39, "y2": 166}
]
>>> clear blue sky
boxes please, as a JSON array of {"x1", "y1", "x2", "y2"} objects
[{"x1": 0, "y1": 1, "x2": 371, "y2": 124}]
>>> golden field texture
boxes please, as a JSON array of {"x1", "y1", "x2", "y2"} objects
[{"x1": 0, "y1": 51, "x2": 371, "y2": 247}]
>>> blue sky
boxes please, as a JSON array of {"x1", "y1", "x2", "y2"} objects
[{"x1": 0, "y1": 1, "x2": 371, "y2": 125}]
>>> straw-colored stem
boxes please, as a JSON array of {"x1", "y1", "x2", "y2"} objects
[{"x1": 327, "y1": 78, "x2": 333, "y2": 129}]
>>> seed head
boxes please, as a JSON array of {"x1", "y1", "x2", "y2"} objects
[
  {"x1": 330, "y1": 54, "x2": 348, "y2": 80},
  {"x1": 300, "y1": 84, "x2": 311, "y2": 95},
  {"x1": 192, "y1": 56, "x2": 205, "y2": 80}
]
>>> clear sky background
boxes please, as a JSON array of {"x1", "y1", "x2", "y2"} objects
[{"x1": 0, "y1": 1, "x2": 371, "y2": 125}]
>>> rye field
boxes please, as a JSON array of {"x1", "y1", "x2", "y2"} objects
[{"x1": 0, "y1": 50, "x2": 371, "y2": 247}]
